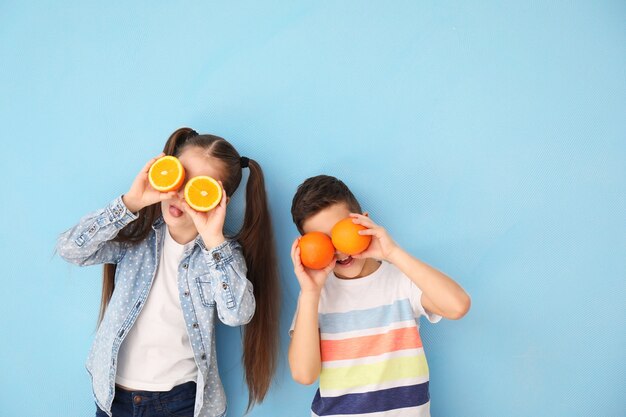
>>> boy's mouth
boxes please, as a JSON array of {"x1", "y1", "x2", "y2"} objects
[{"x1": 336, "y1": 255, "x2": 353, "y2": 267}]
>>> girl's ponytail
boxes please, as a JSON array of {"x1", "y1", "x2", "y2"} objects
[{"x1": 237, "y1": 159, "x2": 280, "y2": 408}]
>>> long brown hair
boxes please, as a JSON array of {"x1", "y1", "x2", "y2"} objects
[{"x1": 101, "y1": 127, "x2": 279, "y2": 407}]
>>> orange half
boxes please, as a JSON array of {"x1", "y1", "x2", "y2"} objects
[
  {"x1": 184, "y1": 176, "x2": 223, "y2": 212},
  {"x1": 148, "y1": 156, "x2": 185, "y2": 192}
]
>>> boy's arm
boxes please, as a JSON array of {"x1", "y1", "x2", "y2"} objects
[
  {"x1": 288, "y1": 238, "x2": 336, "y2": 385},
  {"x1": 388, "y1": 249, "x2": 470, "y2": 319},
  {"x1": 351, "y1": 214, "x2": 471, "y2": 320},
  {"x1": 289, "y1": 292, "x2": 322, "y2": 385}
]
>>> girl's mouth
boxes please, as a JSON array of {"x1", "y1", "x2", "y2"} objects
[
  {"x1": 169, "y1": 204, "x2": 184, "y2": 218},
  {"x1": 336, "y1": 256, "x2": 353, "y2": 267}
]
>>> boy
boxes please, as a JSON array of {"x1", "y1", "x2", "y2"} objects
[{"x1": 288, "y1": 175, "x2": 471, "y2": 417}]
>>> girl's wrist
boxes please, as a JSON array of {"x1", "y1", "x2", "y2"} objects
[
  {"x1": 201, "y1": 233, "x2": 226, "y2": 250},
  {"x1": 122, "y1": 194, "x2": 142, "y2": 213}
]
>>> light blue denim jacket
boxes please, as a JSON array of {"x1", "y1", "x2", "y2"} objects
[{"x1": 56, "y1": 196, "x2": 255, "y2": 417}]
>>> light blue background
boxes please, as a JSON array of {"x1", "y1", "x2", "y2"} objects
[{"x1": 1, "y1": 1, "x2": 624, "y2": 416}]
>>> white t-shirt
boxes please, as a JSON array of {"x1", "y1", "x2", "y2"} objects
[
  {"x1": 291, "y1": 261, "x2": 441, "y2": 417},
  {"x1": 116, "y1": 226, "x2": 197, "y2": 391}
]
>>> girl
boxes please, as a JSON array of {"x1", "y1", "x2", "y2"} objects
[{"x1": 57, "y1": 128, "x2": 279, "y2": 417}]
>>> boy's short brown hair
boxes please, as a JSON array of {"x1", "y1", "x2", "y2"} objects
[{"x1": 291, "y1": 175, "x2": 362, "y2": 234}]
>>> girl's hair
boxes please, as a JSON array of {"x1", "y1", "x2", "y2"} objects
[{"x1": 101, "y1": 127, "x2": 279, "y2": 407}]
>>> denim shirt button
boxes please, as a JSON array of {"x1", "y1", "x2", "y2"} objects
[
  {"x1": 201, "y1": 353, "x2": 206, "y2": 360},
  {"x1": 192, "y1": 323, "x2": 199, "y2": 329},
  {"x1": 184, "y1": 291, "x2": 190, "y2": 297},
  {"x1": 212, "y1": 252, "x2": 221, "y2": 261},
  {"x1": 182, "y1": 263, "x2": 188, "y2": 269},
  {"x1": 222, "y1": 282, "x2": 228, "y2": 290}
]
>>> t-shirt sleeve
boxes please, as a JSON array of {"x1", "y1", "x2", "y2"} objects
[
  {"x1": 409, "y1": 280, "x2": 442, "y2": 324},
  {"x1": 288, "y1": 295, "x2": 301, "y2": 337},
  {"x1": 288, "y1": 307, "x2": 298, "y2": 337}
]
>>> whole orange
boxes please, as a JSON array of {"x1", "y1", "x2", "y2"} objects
[
  {"x1": 331, "y1": 217, "x2": 371, "y2": 255},
  {"x1": 299, "y1": 232, "x2": 335, "y2": 270}
]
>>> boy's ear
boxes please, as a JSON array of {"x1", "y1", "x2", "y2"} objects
[{"x1": 226, "y1": 196, "x2": 231, "y2": 205}]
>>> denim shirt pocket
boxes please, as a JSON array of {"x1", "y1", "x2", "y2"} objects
[{"x1": 195, "y1": 273, "x2": 216, "y2": 307}]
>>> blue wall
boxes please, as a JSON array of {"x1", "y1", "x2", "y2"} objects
[{"x1": 1, "y1": 1, "x2": 624, "y2": 416}]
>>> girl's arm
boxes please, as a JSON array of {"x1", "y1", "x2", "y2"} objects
[
  {"x1": 351, "y1": 214, "x2": 471, "y2": 320},
  {"x1": 181, "y1": 185, "x2": 255, "y2": 326},
  {"x1": 57, "y1": 153, "x2": 177, "y2": 266},
  {"x1": 288, "y1": 238, "x2": 336, "y2": 385},
  {"x1": 56, "y1": 196, "x2": 137, "y2": 266},
  {"x1": 203, "y1": 241, "x2": 256, "y2": 326}
]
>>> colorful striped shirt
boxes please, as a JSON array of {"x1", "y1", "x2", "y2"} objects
[{"x1": 292, "y1": 261, "x2": 441, "y2": 417}]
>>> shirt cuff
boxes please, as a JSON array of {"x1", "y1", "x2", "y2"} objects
[
  {"x1": 202, "y1": 240, "x2": 233, "y2": 267},
  {"x1": 108, "y1": 195, "x2": 138, "y2": 229}
]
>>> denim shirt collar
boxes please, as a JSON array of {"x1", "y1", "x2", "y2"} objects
[{"x1": 151, "y1": 216, "x2": 208, "y2": 253}]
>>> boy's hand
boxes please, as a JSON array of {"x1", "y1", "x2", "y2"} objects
[
  {"x1": 291, "y1": 238, "x2": 336, "y2": 295},
  {"x1": 123, "y1": 153, "x2": 178, "y2": 213},
  {"x1": 181, "y1": 182, "x2": 227, "y2": 249},
  {"x1": 349, "y1": 213, "x2": 400, "y2": 262}
]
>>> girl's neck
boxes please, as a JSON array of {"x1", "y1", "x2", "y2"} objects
[{"x1": 167, "y1": 226, "x2": 198, "y2": 245}]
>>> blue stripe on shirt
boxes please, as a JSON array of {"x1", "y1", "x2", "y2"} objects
[
  {"x1": 311, "y1": 382, "x2": 430, "y2": 416},
  {"x1": 318, "y1": 298, "x2": 415, "y2": 334}
]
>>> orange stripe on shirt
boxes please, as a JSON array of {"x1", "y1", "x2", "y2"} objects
[{"x1": 321, "y1": 326, "x2": 423, "y2": 362}]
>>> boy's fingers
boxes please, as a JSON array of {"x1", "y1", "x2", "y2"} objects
[
  {"x1": 323, "y1": 259, "x2": 337, "y2": 273},
  {"x1": 351, "y1": 215, "x2": 376, "y2": 228}
]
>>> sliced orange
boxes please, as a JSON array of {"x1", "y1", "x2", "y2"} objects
[
  {"x1": 148, "y1": 156, "x2": 185, "y2": 192},
  {"x1": 184, "y1": 176, "x2": 223, "y2": 212}
]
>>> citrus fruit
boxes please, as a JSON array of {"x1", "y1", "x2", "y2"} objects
[
  {"x1": 148, "y1": 156, "x2": 185, "y2": 192},
  {"x1": 184, "y1": 176, "x2": 223, "y2": 212},
  {"x1": 331, "y1": 217, "x2": 371, "y2": 255},
  {"x1": 299, "y1": 232, "x2": 335, "y2": 270}
]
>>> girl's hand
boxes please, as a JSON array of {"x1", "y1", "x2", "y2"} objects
[
  {"x1": 181, "y1": 182, "x2": 227, "y2": 249},
  {"x1": 122, "y1": 153, "x2": 178, "y2": 213},
  {"x1": 291, "y1": 238, "x2": 336, "y2": 295},
  {"x1": 350, "y1": 213, "x2": 401, "y2": 262}
]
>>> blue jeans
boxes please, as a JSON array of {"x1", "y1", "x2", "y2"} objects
[{"x1": 95, "y1": 381, "x2": 196, "y2": 417}]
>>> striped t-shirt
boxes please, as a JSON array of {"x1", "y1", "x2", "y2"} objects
[{"x1": 293, "y1": 261, "x2": 441, "y2": 417}]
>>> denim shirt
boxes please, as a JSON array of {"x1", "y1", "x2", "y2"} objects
[{"x1": 56, "y1": 196, "x2": 256, "y2": 417}]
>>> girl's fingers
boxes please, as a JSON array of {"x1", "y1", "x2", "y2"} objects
[
  {"x1": 141, "y1": 153, "x2": 165, "y2": 174},
  {"x1": 181, "y1": 201, "x2": 198, "y2": 219},
  {"x1": 159, "y1": 191, "x2": 178, "y2": 201}
]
